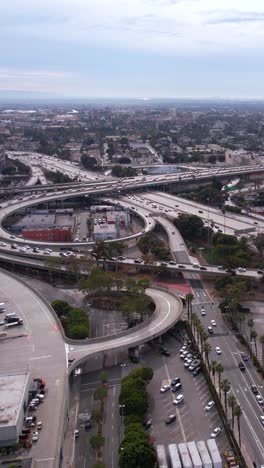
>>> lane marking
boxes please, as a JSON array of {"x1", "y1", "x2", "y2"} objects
[{"x1": 29, "y1": 355, "x2": 52, "y2": 361}]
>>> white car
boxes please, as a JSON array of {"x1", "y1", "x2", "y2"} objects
[
  {"x1": 237, "y1": 267, "x2": 246, "y2": 272},
  {"x1": 32, "y1": 431, "x2": 39, "y2": 442},
  {"x1": 215, "y1": 347, "x2": 222, "y2": 355},
  {"x1": 173, "y1": 394, "x2": 184, "y2": 405},
  {"x1": 201, "y1": 308, "x2": 206, "y2": 316},
  {"x1": 205, "y1": 401, "x2": 215, "y2": 411},
  {"x1": 37, "y1": 421, "x2": 42, "y2": 430},
  {"x1": 211, "y1": 320, "x2": 216, "y2": 327},
  {"x1": 210, "y1": 427, "x2": 221, "y2": 438},
  {"x1": 74, "y1": 429, "x2": 79, "y2": 438},
  {"x1": 256, "y1": 395, "x2": 264, "y2": 405},
  {"x1": 184, "y1": 359, "x2": 192, "y2": 368},
  {"x1": 160, "y1": 384, "x2": 170, "y2": 393},
  {"x1": 260, "y1": 415, "x2": 264, "y2": 426}
]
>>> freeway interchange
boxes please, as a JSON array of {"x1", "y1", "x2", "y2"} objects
[{"x1": 0, "y1": 153, "x2": 264, "y2": 466}]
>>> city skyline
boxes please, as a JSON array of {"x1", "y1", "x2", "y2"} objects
[{"x1": 1, "y1": 0, "x2": 264, "y2": 99}]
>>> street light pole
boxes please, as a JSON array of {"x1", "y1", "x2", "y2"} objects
[
  {"x1": 119, "y1": 404, "x2": 125, "y2": 441},
  {"x1": 207, "y1": 197, "x2": 210, "y2": 244}
]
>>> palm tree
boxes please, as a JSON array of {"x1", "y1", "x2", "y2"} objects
[
  {"x1": 203, "y1": 342, "x2": 212, "y2": 368},
  {"x1": 259, "y1": 335, "x2": 264, "y2": 365},
  {"x1": 216, "y1": 362, "x2": 224, "y2": 390},
  {"x1": 185, "y1": 293, "x2": 194, "y2": 323},
  {"x1": 234, "y1": 404, "x2": 242, "y2": 446},
  {"x1": 210, "y1": 360, "x2": 218, "y2": 384},
  {"x1": 191, "y1": 313, "x2": 199, "y2": 334},
  {"x1": 250, "y1": 330, "x2": 258, "y2": 358},
  {"x1": 228, "y1": 394, "x2": 237, "y2": 430},
  {"x1": 247, "y1": 318, "x2": 254, "y2": 343},
  {"x1": 220, "y1": 379, "x2": 231, "y2": 410},
  {"x1": 237, "y1": 312, "x2": 246, "y2": 333}
]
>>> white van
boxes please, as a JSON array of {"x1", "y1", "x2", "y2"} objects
[{"x1": 4, "y1": 313, "x2": 16, "y2": 321}]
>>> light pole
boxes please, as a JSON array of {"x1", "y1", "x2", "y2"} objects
[
  {"x1": 119, "y1": 404, "x2": 125, "y2": 441},
  {"x1": 207, "y1": 197, "x2": 210, "y2": 244}
]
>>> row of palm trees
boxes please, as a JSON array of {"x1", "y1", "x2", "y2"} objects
[{"x1": 190, "y1": 310, "x2": 243, "y2": 446}]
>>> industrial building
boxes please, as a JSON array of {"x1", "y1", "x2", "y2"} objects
[
  {"x1": 0, "y1": 373, "x2": 30, "y2": 447},
  {"x1": 13, "y1": 211, "x2": 75, "y2": 242},
  {"x1": 93, "y1": 223, "x2": 117, "y2": 241}
]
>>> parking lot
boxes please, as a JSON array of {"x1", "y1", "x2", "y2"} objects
[{"x1": 141, "y1": 334, "x2": 228, "y2": 452}]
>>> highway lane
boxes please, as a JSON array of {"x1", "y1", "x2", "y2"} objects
[
  {"x1": 0, "y1": 269, "x2": 67, "y2": 468},
  {"x1": 67, "y1": 288, "x2": 182, "y2": 368},
  {"x1": 191, "y1": 280, "x2": 264, "y2": 466},
  {"x1": 135, "y1": 191, "x2": 264, "y2": 235}
]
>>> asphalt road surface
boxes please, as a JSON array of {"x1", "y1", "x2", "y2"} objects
[
  {"x1": 0, "y1": 269, "x2": 67, "y2": 468},
  {"x1": 189, "y1": 277, "x2": 264, "y2": 466}
]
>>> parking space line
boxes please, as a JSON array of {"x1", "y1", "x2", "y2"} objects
[{"x1": 164, "y1": 360, "x2": 186, "y2": 442}]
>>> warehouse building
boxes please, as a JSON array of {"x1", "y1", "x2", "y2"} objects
[{"x1": 0, "y1": 373, "x2": 30, "y2": 447}]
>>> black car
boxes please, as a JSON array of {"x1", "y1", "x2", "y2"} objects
[
  {"x1": 200, "y1": 266, "x2": 207, "y2": 271},
  {"x1": 172, "y1": 383, "x2": 182, "y2": 392},
  {"x1": 238, "y1": 362, "x2": 246, "y2": 371},
  {"x1": 85, "y1": 421, "x2": 92, "y2": 430},
  {"x1": 161, "y1": 349, "x2": 170, "y2": 357},
  {"x1": 144, "y1": 419, "x2": 152, "y2": 430},
  {"x1": 171, "y1": 377, "x2": 181, "y2": 386},
  {"x1": 165, "y1": 414, "x2": 176, "y2": 425},
  {"x1": 241, "y1": 354, "x2": 249, "y2": 362},
  {"x1": 251, "y1": 385, "x2": 258, "y2": 394},
  {"x1": 192, "y1": 367, "x2": 202, "y2": 377}
]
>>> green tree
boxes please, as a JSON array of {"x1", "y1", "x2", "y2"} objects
[
  {"x1": 216, "y1": 362, "x2": 224, "y2": 390},
  {"x1": 99, "y1": 371, "x2": 108, "y2": 383},
  {"x1": 228, "y1": 394, "x2": 237, "y2": 430},
  {"x1": 210, "y1": 360, "x2": 218, "y2": 384},
  {"x1": 185, "y1": 293, "x2": 194, "y2": 324},
  {"x1": 202, "y1": 342, "x2": 212, "y2": 368},
  {"x1": 259, "y1": 335, "x2": 264, "y2": 366},
  {"x1": 253, "y1": 233, "x2": 264, "y2": 256},
  {"x1": 90, "y1": 434, "x2": 105, "y2": 450},
  {"x1": 51, "y1": 300, "x2": 71, "y2": 317},
  {"x1": 119, "y1": 439, "x2": 156, "y2": 468},
  {"x1": 94, "y1": 386, "x2": 108, "y2": 401},
  {"x1": 234, "y1": 404, "x2": 242, "y2": 446},
  {"x1": 250, "y1": 330, "x2": 258, "y2": 357},
  {"x1": 128, "y1": 367, "x2": 153, "y2": 382},
  {"x1": 220, "y1": 378, "x2": 230, "y2": 410}
]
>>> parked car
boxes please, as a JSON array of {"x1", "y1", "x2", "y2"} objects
[
  {"x1": 160, "y1": 384, "x2": 170, "y2": 393},
  {"x1": 165, "y1": 414, "x2": 176, "y2": 425},
  {"x1": 171, "y1": 377, "x2": 181, "y2": 386},
  {"x1": 192, "y1": 367, "x2": 202, "y2": 377},
  {"x1": 173, "y1": 394, "x2": 184, "y2": 405},
  {"x1": 205, "y1": 401, "x2": 215, "y2": 411},
  {"x1": 210, "y1": 427, "x2": 221, "y2": 438}
]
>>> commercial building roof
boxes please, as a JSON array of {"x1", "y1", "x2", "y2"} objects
[{"x1": 0, "y1": 373, "x2": 30, "y2": 427}]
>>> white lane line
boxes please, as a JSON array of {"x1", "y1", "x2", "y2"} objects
[
  {"x1": 29, "y1": 355, "x2": 52, "y2": 361},
  {"x1": 164, "y1": 360, "x2": 186, "y2": 442}
]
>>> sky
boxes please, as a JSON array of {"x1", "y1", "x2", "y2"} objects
[{"x1": 1, "y1": 0, "x2": 264, "y2": 99}]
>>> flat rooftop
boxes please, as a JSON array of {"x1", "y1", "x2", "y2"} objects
[{"x1": 0, "y1": 373, "x2": 29, "y2": 427}]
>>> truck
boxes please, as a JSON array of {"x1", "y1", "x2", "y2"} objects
[
  {"x1": 207, "y1": 439, "x2": 222, "y2": 468},
  {"x1": 4, "y1": 319, "x2": 23, "y2": 329},
  {"x1": 196, "y1": 440, "x2": 212, "y2": 468},
  {"x1": 168, "y1": 444, "x2": 181, "y2": 468},
  {"x1": 156, "y1": 445, "x2": 168, "y2": 468},
  {"x1": 187, "y1": 441, "x2": 202, "y2": 468},
  {"x1": 178, "y1": 443, "x2": 193, "y2": 468}
]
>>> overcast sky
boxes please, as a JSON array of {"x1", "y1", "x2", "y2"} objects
[{"x1": 1, "y1": 0, "x2": 264, "y2": 99}]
